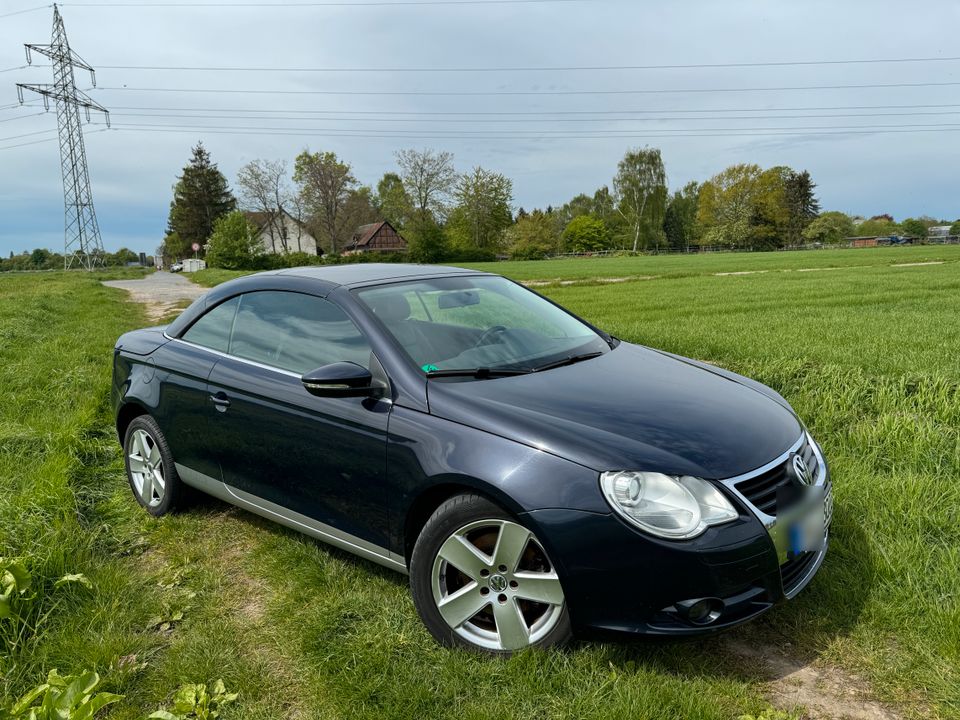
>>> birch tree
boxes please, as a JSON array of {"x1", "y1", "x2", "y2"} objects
[{"x1": 613, "y1": 147, "x2": 667, "y2": 252}]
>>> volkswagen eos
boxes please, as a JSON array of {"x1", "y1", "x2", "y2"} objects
[{"x1": 112, "y1": 264, "x2": 831, "y2": 653}]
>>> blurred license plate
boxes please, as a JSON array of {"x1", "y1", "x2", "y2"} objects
[{"x1": 782, "y1": 485, "x2": 828, "y2": 560}]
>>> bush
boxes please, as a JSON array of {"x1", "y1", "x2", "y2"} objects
[
  {"x1": 562, "y1": 215, "x2": 610, "y2": 252},
  {"x1": 509, "y1": 244, "x2": 549, "y2": 261},
  {"x1": 443, "y1": 247, "x2": 497, "y2": 262},
  {"x1": 205, "y1": 212, "x2": 263, "y2": 270}
]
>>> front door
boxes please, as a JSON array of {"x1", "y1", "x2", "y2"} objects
[{"x1": 205, "y1": 290, "x2": 392, "y2": 549}]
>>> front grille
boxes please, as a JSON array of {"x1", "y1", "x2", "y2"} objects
[
  {"x1": 780, "y1": 551, "x2": 817, "y2": 594},
  {"x1": 734, "y1": 436, "x2": 819, "y2": 516}
]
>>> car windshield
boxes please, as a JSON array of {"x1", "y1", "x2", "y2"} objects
[{"x1": 355, "y1": 275, "x2": 609, "y2": 375}]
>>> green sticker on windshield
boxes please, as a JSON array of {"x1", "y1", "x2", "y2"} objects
[{"x1": 421, "y1": 364, "x2": 439, "y2": 372}]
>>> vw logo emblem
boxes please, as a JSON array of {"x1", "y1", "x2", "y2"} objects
[
  {"x1": 792, "y1": 454, "x2": 813, "y2": 485},
  {"x1": 489, "y1": 574, "x2": 508, "y2": 593}
]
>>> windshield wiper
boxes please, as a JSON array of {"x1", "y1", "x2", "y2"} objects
[
  {"x1": 425, "y1": 367, "x2": 531, "y2": 379},
  {"x1": 530, "y1": 351, "x2": 604, "y2": 373}
]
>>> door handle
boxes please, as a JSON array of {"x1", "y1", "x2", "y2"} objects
[{"x1": 209, "y1": 393, "x2": 231, "y2": 412}]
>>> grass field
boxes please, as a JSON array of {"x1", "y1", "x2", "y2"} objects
[{"x1": 2, "y1": 248, "x2": 958, "y2": 719}]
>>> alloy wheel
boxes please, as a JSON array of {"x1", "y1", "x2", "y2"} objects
[
  {"x1": 127, "y1": 428, "x2": 165, "y2": 508},
  {"x1": 431, "y1": 518, "x2": 565, "y2": 651}
]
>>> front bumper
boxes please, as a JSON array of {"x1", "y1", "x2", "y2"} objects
[{"x1": 522, "y1": 435, "x2": 831, "y2": 638}]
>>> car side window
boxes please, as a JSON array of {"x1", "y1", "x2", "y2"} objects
[
  {"x1": 181, "y1": 296, "x2": 240, "y2": 353},
  {"x1": 229, "y1": 291, "x2": 373, "y2": 374}
]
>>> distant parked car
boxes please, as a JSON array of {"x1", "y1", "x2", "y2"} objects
[
  {"x1": 111, "y1": 264, "x2": 832, "y2": 653},
  {"x1": 169, "y1": 262, "x2": 183, "y2": 272}
]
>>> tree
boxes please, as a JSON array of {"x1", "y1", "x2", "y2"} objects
[
  {"x1": 613, "y1": 147, "x2": 668, "y2": 252},
  {"x1": 406, "y1": 209, "x2": 448, "y2": 263},
  {"x1": 508, "y1": 210, "x2": 557, "y2": 259},
  {"x1": 899, "y1": 217, "x2": 929, "y2": 239},
  {"x1": 109, "y1": 247, "x2": 139, "y2": 266},
  {"x1": 341, "y1": 186, "x2": 380, "y2": 240},
  {"x1": 950, "y1": 220, "x2": 960, "y2": 236},
  {"x1": 562, "y1": 215, "x2": 610, "y2": 252},
  {"x1": 205, "y1": 211, "x2": 263, "y2": 269},
  {"x1": 802, "y1": 211, "x2": 855, "y2": 244},
  {"x1": 697, "y1": 163, "x2": 795, "y2": 248},
  {"x1": 662, "y1": 181, "x2": 699, "y2": 251},
  {"x1": 293, "y1": 150, "x2": 357, "y2": 254},
  {"x1": 236, "y1": 158, "x2": 301, "y2": 253},
  {"x1": 395, "y1": 148, "x2": 457, "y2": 220},
  {"x1": 375, "y1": 172, "x2": 413, "y2": 228},
  {"x1": 30, "y1": 248, "x2": 52, "y2": 268},
  {"x1": 449, "y1": 166, "x2": 513, "y2": 250},
  {"x1": 750, "y1": 166, "x2": 791, "y2": 249},
  {"x1": 856, "y1": 215, "x2": 900, "y2": 237},
  {"x1": 167, "y1": 143, "x2": 236, "y2": 255},
  {"x1": 782, "y1": 170, "x2": 820, "y2": 246}
]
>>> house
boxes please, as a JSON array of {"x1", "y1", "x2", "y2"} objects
[
  {"x1": 242, "y1": 210, "x2": 320, "y2": 255},
  {"x1": 345, "y1": 220, "x2": 407, "y2": 254}
]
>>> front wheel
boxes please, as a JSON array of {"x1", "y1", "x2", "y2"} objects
[
  {"x1": 123, "y1": 414, "x2": 184, "y2": 517},
  {"x1": 410, "y1": 493, "x2": 571, "y2": 653}
]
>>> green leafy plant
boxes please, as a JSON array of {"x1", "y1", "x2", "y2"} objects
[
  {"x1": 0, "y1": 669, "x2": 122, "y2": 720},
  {"x1": 1, "y1": 558, "x2": 92, "y2": 650},
  {"x1": 0, "y1": 559, "x2": 32, "y2": 620},
  {"x1": 149, "y1": 680, "x2": 237, "y2": 720}
]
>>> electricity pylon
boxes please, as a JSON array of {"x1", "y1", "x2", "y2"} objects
[{"x1": 17, "y1": 4, "x2": 110, "y2": 271}]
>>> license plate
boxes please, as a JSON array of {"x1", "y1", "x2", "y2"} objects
[{"x1": 785, "y1": 485, "x2": 830, "y2": 559}]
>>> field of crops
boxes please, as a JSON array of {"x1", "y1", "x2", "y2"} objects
[{"x1": 2, "y1": 246, "x2": 958, "y2": 719}]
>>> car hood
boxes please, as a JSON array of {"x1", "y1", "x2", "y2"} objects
[{"x1": 426, "y1": 342, "x2": 802, "y2": 479}]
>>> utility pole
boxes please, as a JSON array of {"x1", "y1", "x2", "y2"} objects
[{"x1": 17, "y1": 4, "x2": 110, "y2": 271}]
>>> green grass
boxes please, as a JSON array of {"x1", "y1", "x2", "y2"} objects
[
  {"x1": 2, "y1": 252, "x2": 959, "y2": 719},
  {"x1": 189, "y1": 244, "x2": 960, "y2": 289}
]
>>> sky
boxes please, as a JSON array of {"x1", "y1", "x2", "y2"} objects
[{"x1": 1, "y1": 0, "x2": 959, "y2": 255}]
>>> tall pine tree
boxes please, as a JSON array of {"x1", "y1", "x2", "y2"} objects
[
  {"x1": 166, "y1": 143, "x2": 236, "y2": 257},
  {"x1": 783, "y1": 170, "x2": 820, "y2": 246}
]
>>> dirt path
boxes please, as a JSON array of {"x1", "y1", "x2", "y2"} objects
[
  {"x1": 102, "y1": 271, "x2": 206, "y2": 321},
  {"x1": 724, "y1": 638, "x2": 902, "y2": 720}
]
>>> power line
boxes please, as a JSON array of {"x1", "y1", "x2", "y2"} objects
[
  {"x1": 64, "y1": 0, "x2": 587, "y2": 6},
  {"x1": 106, "y1": 120, "x2": 960, "y2": 132},
  {"x1": 0, "y1": 127, "x2": 59, "y2": 142},
  {"x1": 95, "y1": 79, "x2": 960, "y2": 96},
  {"x1": 0, "y1": 127, "x2": 106, "y2": 152},
  {"x1": 99, "y1": 102, "x2": 960, "y2": 116},
  {"x1": 0, "y1": 4, "x2": 50, "y2": 19},
  {"x1": 0, "y1": 111, "x2": 48, "y2": 123},
  {"x1": 96, "y1": 119, "x2": 960, "y2": 136},
  {"x1": 95, "y1": 55, "x2": 960, "y2": 73},
  {"x1": 96, "y1": 124, "x2": 960, "y2": 140},
  {"x1": 105, "y1": 109, "x2": 960, "y2": 123}
]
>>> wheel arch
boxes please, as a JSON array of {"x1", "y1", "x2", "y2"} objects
[
  {"x1": 116, "y1": 401, "x2": 150, "y2": 444},
  {"x1": 402, "y1": 475, "x2": 526, "y2": 565}
]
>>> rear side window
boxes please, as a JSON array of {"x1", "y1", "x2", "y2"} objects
[
  {"x1": 229, "y1": 291, "x2": 372, "y2": 373},
  {"x1": 181, "y1": 296, "x2": 240, "y2": 352}
]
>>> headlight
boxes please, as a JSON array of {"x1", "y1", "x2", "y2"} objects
[{"x1": 599, "y1": 471, "x2": 738, "y2": 539}]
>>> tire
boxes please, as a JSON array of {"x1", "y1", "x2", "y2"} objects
[
  {"x1": 410, "y1": 493, "x2": 572, "y2": 654},
  {"x1": 123, "y1": 415, "x2": 185, "y2": 517}
]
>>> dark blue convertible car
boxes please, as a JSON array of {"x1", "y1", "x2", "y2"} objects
[{"x1": 112, "y1": 264, "x2": 831, "y2": 653}]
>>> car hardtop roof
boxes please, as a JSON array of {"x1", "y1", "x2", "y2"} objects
[
  {"x1": 272, "y1": 262, "x2": 491, "y2": 288},
  {"x1": 165, "y1": 263, "x2": 496, "y2": 338}
]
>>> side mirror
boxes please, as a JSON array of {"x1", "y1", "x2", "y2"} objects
[{"x1": 301, "y1": 362, "x2": 383, "y2": 398}]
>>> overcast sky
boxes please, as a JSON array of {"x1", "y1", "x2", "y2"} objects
[{"x1": 1, "y1": 0, "x2": 959, "y2": 255}]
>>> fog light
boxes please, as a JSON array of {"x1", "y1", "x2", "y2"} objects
[{"x1": 676, "y1": 597, "x2": 724, "y2": 625}]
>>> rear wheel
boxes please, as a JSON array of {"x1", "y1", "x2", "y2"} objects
[
  {"x1": 123, "y1": 415, "x2": 184, "y2": 516},
  {"x1": 410, "y1": 493, "x2": 571, "y2": 653}
]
